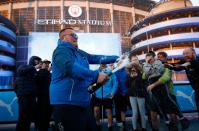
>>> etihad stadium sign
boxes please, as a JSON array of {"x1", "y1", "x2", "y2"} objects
[
  {"x1": 35, "y1": 19, "x2": 112, "y2": 26},
  {"x1": 35, "y1": 5, "x2": 112, "y2": 26}
]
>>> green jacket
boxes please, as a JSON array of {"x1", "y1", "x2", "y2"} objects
[
  {"x1": 159, "y1": 68, "x2": 174, "y2": 95},
  {"x1": 142, "y1": 68, "x2": 174, "y2": 95}
]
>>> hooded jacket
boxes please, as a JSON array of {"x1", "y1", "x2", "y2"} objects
[
  {"x1": 15, "y1": 56, "x2": 41, "y2": 96},
  {"x1": 49, "y1": 40, "x2": 118, "y2": 107},
  {"x1": 29, "y1": 56, "x2": 42, "y2": 66}
]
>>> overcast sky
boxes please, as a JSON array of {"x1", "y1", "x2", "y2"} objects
[{"x1": 152, "y1": 0, "x2": 199, "y2": 6}]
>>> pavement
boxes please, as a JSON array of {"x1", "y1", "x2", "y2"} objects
[{"x1": 0, "y1": 113, "x2": 198, "y2": 131}]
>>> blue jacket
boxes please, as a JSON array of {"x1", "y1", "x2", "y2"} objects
[
  {"x1": 95, "y1": 68, "x2": 118, "y2": 99},
  {"x1": 49, "y1": 40, "x2": 118, "y2": 107},
  {"x1": 115, "y1": 68, "x2": 128, "y2": 95}
]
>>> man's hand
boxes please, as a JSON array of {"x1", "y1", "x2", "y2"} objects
[
  {"x1": 173, "y1": 64, "x2": 187, "y2": 70},
  {"x1": 97, "y1": 72, "x2": 109, "y2": 84},
  {"x1": 180, "y1": 62, "x2": 191, "y2": 69},
  {"x1": 35, "y1": 63, "x2": 42, "y2": 70},
  {"x1": 147, "y1": 84, "x2": 155, "y2": 92},
  {"x1": 109, "y1": 93, "x2": 114, "y2": 99},
  {"x1": 147, "y1": 80, "x2": 162, "y2": 92},
  {"x1": 164, "y1": 63, "x2": 174, "y2": 69}
]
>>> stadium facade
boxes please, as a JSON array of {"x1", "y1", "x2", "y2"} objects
[
  {"x1": 130, "y1": 0, "x2": 199, "y2": 81},
  {"x1": 0, "y1": 0, "x2": 155, "y2": 66}
]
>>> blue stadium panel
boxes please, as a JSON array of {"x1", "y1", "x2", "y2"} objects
[
  {"x1": 0, "y1": 71, "x2": 14, "y2": 89},
  {"x1": 0, "y1": 91, "x2": 18, "y2": 122},
  {"x1": 0, "y1": 24, "x2": 16, "y2": 43},
  {"x1": 0, "y1": 40, "x2": 15, "y2": 54},
  {"x1": 0, "y1": 55, "x2": 15, "y2": 66},
  {"x1": 0, "y1": 15, "x2": 17, "y2": 32},
  {"x1": 174, "y1": 84, "x2": 197, "y2": 112},
  {"x1": 0, "y1": 15, "x2": 16, "y2": 90},
  {"x1": 0, "y1": 84, "x2": 196, "y2": 123}
]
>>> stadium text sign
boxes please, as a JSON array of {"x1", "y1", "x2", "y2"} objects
[
  {"x1": 35, "y1": 19, "x2": 112, "y2": 26},
  {"x1": 35, "y1": 5, "x2": 112, "y2": 26}
]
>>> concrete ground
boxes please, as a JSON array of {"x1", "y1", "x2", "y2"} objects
[{"x1": 0, "y1": 113, "x2": 198, "y2": 131}]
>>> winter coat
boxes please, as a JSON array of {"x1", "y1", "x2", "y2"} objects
[
  {"x1": 15, "y1": 56, "x2": 40, "y2": 96},
  {"x1": 126, "y1": 74, "x2": 147, "y2": 98},
  {"x1": 35, "y1": 69, "x2": 51, "y2": 96},
  {"x1": 174, "y1": 57, "x2": 199, "y2": 93},
  {"x1": 49, "y1": 40, "x2": 118, "y2": 107},
  {"x1": 142, "y1": 60, "x2": 164, "y2": 80}
]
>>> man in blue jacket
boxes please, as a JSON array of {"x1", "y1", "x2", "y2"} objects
[
  {"x1": 50, "y1": 28, "x2": 118, "y2": 131},
  {"x1": 93, "y1": 64, "x2": 118, "y2": 131}
]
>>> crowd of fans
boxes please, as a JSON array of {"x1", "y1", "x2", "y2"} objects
[{"x1": 13, "y1": 28, "x2": 199, "y2": 131}]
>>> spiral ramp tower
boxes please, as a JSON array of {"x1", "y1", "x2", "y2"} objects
[
  {"x1": 0, "y1": 15, "x2": 16, "y2": 89},
  {"x1": 130, "y1": 0, "x2": 199, "y2": 81}
]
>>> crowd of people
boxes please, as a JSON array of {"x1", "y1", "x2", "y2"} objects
[
  {"x1": 15, "y1": 56, "x2": 51, "y2": 131},
  {"x1": 14, "y1": 27, "x2": 199, "y2": 131}
]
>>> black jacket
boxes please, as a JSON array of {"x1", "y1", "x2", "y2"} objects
[
  {"x1": 35, "y1": 69, "x2": 51, "y2": 96},
  {"x1": 15, "y1": 56, "x2": 41, "y2": 96},
  {"x1": 126, "y1": 74, "x2": 147, "y2": 98},
  {"x1": 15, "y1": 65, "x2": 37, "y2": 96},
  {"x1": 175, "y1": 57, "x2": 199, "y2": 93}
]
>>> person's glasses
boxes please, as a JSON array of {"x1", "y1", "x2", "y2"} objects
[{"x1": 64, "y1": 33, "x2": 78, "y2": 40}]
